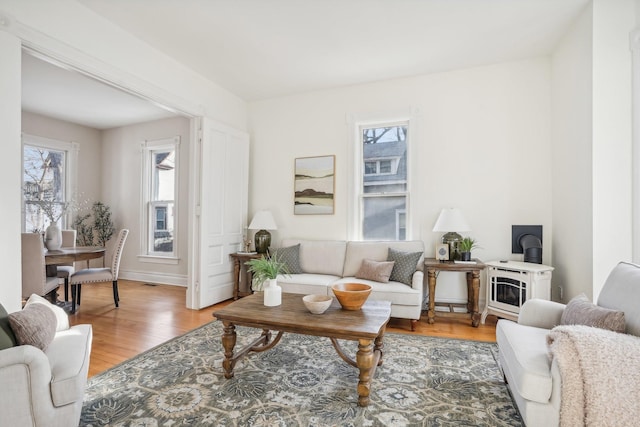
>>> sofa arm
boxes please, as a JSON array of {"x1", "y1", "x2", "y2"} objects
[
  {"x1": 518, "y1": 298, "x2": 565, "y2": 329},
  {"x1": 0, "y1": 345, "x2": 55, "y2": 425},
  {"x1": 411, "y1": 270, "x2": 424, "y2": 291}
]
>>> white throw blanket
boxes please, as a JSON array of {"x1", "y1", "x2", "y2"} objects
[{"x1": 547, "y1": 325, "x2": 640, "y2": 427}]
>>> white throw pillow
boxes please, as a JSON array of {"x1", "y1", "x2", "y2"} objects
[{"x1": 25, "y1": 293, "x2": 70, "y2": 332}]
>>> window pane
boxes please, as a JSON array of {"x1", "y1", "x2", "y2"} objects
[
  {"x1": 362, "y1": 196, "x2": 406, "y2": 240},
  {"x1": 152, "y1": 202, "x2": 174, "y2": 253},
  {"x1": 360, "y1": 123, "x2": 408, "y2": 241},
  {"x1": 23, "y1": 145, "x2": 66, "y2": 230},
  {"x1": 153, "y1": 150, "x2": 175, "y2": 201}
]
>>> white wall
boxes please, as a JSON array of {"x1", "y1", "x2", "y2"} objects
[
  {"x1": 551, "y1": 0, "x2": 635, "y2": 303},
  {"x1": 249, "y1": 58, "x2": 553, "y2": 304},
  {"x1": 550, "y1": 5, "x2": 594, "y2": 302},
  {"x1": 591, "y1": 0, "x2": 634, "y2": 297},
  {"x1": 21, "y1": 111, "x2": 102, "y2": 208},
  {"x1": 101, "y1": 116, "x2": 191, "y2": 285},
  {"x1": 0, "y1": 30, "x2": 22, "y2": 312}
]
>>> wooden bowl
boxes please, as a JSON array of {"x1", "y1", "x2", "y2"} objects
[
  {"x1": 331, "y1": 283, "x2": 372, "y2": 310},
  {"x1": 302, "y1": 294, "x2": 333, "y2": 314}
]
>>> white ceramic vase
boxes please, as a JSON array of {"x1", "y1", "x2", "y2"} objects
[
  {"x1": 263, "y1": 278, "x2": 282, "y2": 306},
  {"x1": 45, "y1": 223, "x2": 62, "y2": 250}
]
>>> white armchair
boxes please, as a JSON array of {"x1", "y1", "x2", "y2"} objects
[{"x1": 0, "y1": 301, "x2": 93, "y2": 427}]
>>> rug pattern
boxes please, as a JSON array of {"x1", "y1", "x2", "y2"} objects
[{"x1": 81, "y1": 322, "x2": 523, "y2": 426}]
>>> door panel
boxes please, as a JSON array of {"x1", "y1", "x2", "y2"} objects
[{"x1": 188, "y1": 117, "x2": 248, "y2": 309}]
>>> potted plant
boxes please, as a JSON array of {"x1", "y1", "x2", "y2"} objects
[
  {"x1": 245, "y1": 254, "x2": 290, "y2": 306},
  {"x1": 459, "y1": 237, "x2": 480, "y2": 261}
]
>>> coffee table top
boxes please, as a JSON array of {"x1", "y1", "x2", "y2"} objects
[{"x1": 213, "y1": 293, "x2": 391, "y2": 340}]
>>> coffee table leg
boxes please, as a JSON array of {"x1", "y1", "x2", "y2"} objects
[
  {"x1": 356, "y1": 338, "x2": 374, "y2": 407},
  {"x1": 374, "y1": 331, "x2": 385, "y2": 366},
  {"x1": 222, "y1": 322, "x2": 237, "y2": 379}
]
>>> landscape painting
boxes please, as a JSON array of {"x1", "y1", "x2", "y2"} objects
[{"x1": 294, "y1": 155, "x2": 335, "y2": 214}]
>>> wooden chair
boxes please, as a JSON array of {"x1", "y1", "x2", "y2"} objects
[
  {"x1": 69, "y1": 229, "x2": 128, "y2": 313},
  {"x1": 21, "y1": 233, "x2": 59, "y2": 301},
  {"x1": 57, "y1": 230, "x2": 76, "y2": 301}
]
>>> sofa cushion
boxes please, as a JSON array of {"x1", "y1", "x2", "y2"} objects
[
  {"x1": 0, "y1": 303, "x2": 17, "y2": 350},
  {"x1": 281, "y1": 239, "x2": 347, "y2": 276},
  {"x1": 387, "y1": 248, "x2": 423, "y2": 286},
  {"x1": 277, "y1": 273, "x2": 341, "y2": 296},
  {"x1": 343, "y1": 241, "x2": 425, "y2": 277},
  {"x1": 269, "y1": 244, "x2": 303, "y2": 274},
  {"x1": 561, "y1": 294, "x2": 625, "y2": 333},
  {"x1": 355, "y1": 259, "x2": 395, "y2": 283},
  {"x1": 496, "y1": 319, "x2": 553, "y2": 403},
  {"x1": 8, "y1": 303, "x2": 57, "y2": 351},
  {"x1": 24, "y1": 293, "x2": 70, "y2": 332}
]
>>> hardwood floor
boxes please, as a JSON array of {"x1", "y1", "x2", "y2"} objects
[{"x1": 65, "y1": 279, "x2": 498, "y2": 377}]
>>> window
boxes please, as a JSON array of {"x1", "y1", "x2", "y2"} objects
[
  {"x1": 22, "y1": 135, "x2": 78, "y2": 232},
  {"x1": 141, "y1": 137, "x2": 179, "y2": 259},
  {"x1": 358, "y1": 123, "x2": 409, "y2": 240}
]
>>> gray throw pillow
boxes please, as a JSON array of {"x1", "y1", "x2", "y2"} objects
[
  {"x1": 8, "y1": 303, "x2": 57, "y2": 351},
  {"x1": 0, "y1": 303, "x2": 17, "y2": 351},
  {"x1": 355, "y1": 259, "x2": 395, "y2": 283},
  {"x1": 387, "y1": 247, "x2": 423, "y2": 286},
  {"x1": 269, "y1": 244, "x2": 302, "y2": 274},
  {"x1": 560, "y1": 293, "x2": 626, "y2": 333}
]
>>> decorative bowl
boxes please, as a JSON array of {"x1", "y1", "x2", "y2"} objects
[
  {"x1": 331, "y1": 283, "x2": 372, "y2": 310},
  {"x1": 302, "y1": 294, "x2": 333, "y2": 314}
]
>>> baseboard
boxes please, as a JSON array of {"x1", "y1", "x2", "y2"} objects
[{"x1": 119, "y1": 270, "x2": 187, "y2": 287}]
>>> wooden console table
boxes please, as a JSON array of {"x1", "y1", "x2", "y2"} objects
[
  {"x1": 229, "y1": 252, "x2": 261, "y2": 300},
  {"x1": 423, "y1": 258, "x2": 486, "y2": 327}
]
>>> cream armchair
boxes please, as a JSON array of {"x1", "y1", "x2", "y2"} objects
[
  {"x1": 21, "y1": 233, "x2": 59, "y2": 300},
  {"x1": 0, "y1": 301, "x2": 93, "y2": 427}
]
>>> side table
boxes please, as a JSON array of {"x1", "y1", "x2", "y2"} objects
[
  {"x1": 229, "y1": 252, "x2": 261, "y2": 300},
  {"x1": 423, "y1": 258, "x2": 486, "y2": 327}
]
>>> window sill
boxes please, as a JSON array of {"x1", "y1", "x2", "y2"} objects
[{"x1": 138, "y1": 255, "x2": 180, "y2": 265}]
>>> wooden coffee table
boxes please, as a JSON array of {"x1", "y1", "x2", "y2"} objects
[{"x1": 212, "y1": 292, "x2": 392, "y2": 406}]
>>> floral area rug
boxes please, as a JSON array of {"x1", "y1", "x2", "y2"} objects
[{"x1": 81, "y1": 321, "x2": 523, "y2": 426}]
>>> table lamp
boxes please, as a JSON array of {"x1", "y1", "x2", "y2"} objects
[
  {"x1": 432, "y1": 208, "x2": 470, "y2": 261},
  {"x1": 248, "y1": 210, "x2": 277, "y2": 254}
]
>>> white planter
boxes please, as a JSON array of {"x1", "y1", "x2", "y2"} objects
[
  {"x1": 263, "y1": 278, "x2": 282, "y2": 306},
  {"x1": 44, "y1": 223, "x2": 62, "y2": 250}
]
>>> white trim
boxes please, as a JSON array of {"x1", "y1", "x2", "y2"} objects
[
  {"x1": 346, "y1": 108, "x2": 419, "y2": 240},
  {"x1": 140, "y1": 136, "x2": 180, "y2": 258},
  {"x1": 137, "y1": 255, "x2": 179, "y2": 265}
]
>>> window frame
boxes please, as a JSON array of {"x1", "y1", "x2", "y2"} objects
[
  {"x1": 347, "y1": 111, "x2": 416, "y2": 241},
  {"x1": 139, "y1": 136, "x2": 180, "y2": 262},
  {"x1": 21, "y1": 134, "x2": 79, "y2": 233}
]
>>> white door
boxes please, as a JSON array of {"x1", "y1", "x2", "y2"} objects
[{"x1": 187, "y1": 117, "x2": 249, "y2": 309}]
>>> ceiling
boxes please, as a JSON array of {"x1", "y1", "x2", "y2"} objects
[{"x1": 22, "y1": 0, "x2": 590, "y2": 129}]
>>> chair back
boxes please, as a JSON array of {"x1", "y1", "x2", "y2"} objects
[
  {"x1": 110, "y1": 229, "x2": 129, "y2": 279},
  {"x1": 60, "y1": 230, "x2": 77, "y2": 267},
  {"x1": 21, "y1": 233, "x2": 59, "y2": 298}
]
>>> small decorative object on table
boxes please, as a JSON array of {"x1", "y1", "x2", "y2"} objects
[
  {"x1": 302, "y1": 294, "x2": 333, "y2": 314},
  {"x1": 459, "y1": 237, "x2": 480, "y2": 262},
  {"x1": 245, "y1": 254, "x2": 290, "y2": 306},
  {"x1": 331, "y1": 283, "x2": 372, "y2": 310}
]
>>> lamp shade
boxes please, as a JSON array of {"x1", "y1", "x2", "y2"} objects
[
  {"x1": 248, "y1": 210, "x2": 278, "y2": 230},
  {"x1": 432, "y1": 208, "x2": 471, "y2": 232}
]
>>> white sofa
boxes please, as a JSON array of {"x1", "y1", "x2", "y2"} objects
[
  {"x1": 0, "y1": 301, "x2": 93, "y2": 427},
  {"x1": 496, "y1": 261, "x2": 640, "y2": 426},
  {"x1": 274, "y1": 239, "x2": 424, "y2": 330}
]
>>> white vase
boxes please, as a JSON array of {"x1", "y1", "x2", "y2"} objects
[
  {"x1": 263, "y1": 278, "x2": 282, "y2": 306},
  {"x1": 45, "y1": 223, "x2": 62, "y2": 250}
]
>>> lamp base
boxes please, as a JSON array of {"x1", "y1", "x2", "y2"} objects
[
  {"x1": 442, "y1": 232, "x2": 463, "y2": 261},
  {"x1": 254, "y1": 229, "x2": 271, "y2": 254}
]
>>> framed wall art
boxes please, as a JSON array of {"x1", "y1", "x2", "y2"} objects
[{"x1": 294, "y1": 155, "x2": 335, "y2": 215}]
